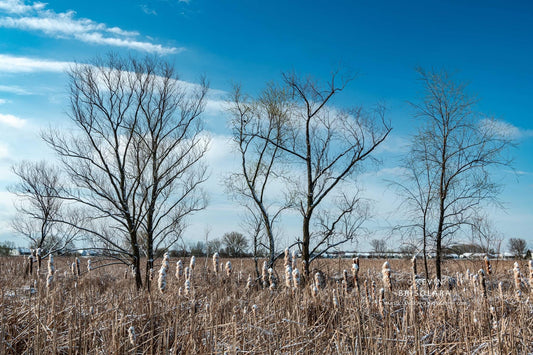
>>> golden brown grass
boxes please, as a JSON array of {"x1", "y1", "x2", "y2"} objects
[{"x1": 0, "y1": 256, "x2": 532, "y2": 354}]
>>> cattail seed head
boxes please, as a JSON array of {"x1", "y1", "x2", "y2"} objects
[
  {"x1": 213, "y1": 253, "x2": 220, "y2": 274},
  {"x1": 291, "y1": 250, "x2": 298, "y2": 270},
  {"x1": 314, "y1": 271, "x2": 325, "y2": 290},
  {"x1": 484, "y1": 256, "x2": 492, "y2": 275},
  {"x1": 176, "y1": 260, "x2": 183, "y2": 280},
  {"x1": 285, "y1": 265, "x2": 292, "y2": 288},
  {"x1": 378, "y1": 288, "x2": 385, "y2": 316},
  {"x1": 513, "y1": 262, "x2": 522, "y2": 300},
  {"x1": 292, "y1": 268, "x2": 300, "y2": 289},
  {"x1": 268, "y1": 268, "x2": 276, "y2": 290},
  {"x1": 185, "y1": 266, "x2": 191, "y2": 281},
  {"x1": 332, "y1": 289, "x2": 339, "y2": 309},
  {"x1": 225, "y1": 261, "x2": 232, "y2": 277},
  {"x1": 261, "y1": 261, "x2": 269, "y2": 288},
  {"x1": 246, "y1": 274, "x2": 253, "y2": 290},
  {"x1": 284, "y1": 248, "x2": 291, "y2": 268},
  {"x1": 189, "y1": 256, "x2": 195, "y2": 270},
  {"x1": 382, "y1": 261, "x2": 392, "y2": 292}
]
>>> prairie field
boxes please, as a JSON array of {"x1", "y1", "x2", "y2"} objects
[{"x1": 0, "y1": 256, "x2": 532, "y2": 354}]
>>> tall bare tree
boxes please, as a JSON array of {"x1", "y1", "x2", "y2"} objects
[
  {"x1": 43, "y1": 54, "x2": 208, "y2": 289},
  {"x1": 402, "y1": 68, "x2": 512, "y2": 282},
  {"x1": 226, "y1": 84, "x2": 292, "y2": 270},
  {"x1": 249, "y1": 71, "x2": 391, "y2": 277},
  {"x1": 131, "y1": 58, "x2": 209, "y2": 290}
]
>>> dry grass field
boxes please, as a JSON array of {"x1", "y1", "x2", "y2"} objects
[{"x1": 1, "y1": 255, "x2": 532, "y2": 354}]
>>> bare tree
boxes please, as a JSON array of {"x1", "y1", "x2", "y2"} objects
[
  {"x1": 42, "y1": 54, "x2": 208, "y2": 289},
  {"x1": 401, "y1": 68, "x2": 512, "y2": 282},
  {"x1": 226, "y1": 84, "x2": 293, "y2": 270},
  {"x1": 252, "y1": 71, "x2": 391, "y2": 277},
  {"x1": 222, "y1": 231, "x2": 249, "y2": 257},
  {"x1": 508, "y1": 238, "x2": 527, "y2": 259},
  {"x1": 131, "y1": 58, "x2": 209, "y2": 290},
  {"x1": 370, "y1": 238, "x2": 387, "y2": 257},
  {"x1": 9, "y1": 161, "x2": 78, "y2": 253}
]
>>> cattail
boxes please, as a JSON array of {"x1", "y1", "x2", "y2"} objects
[
  {"x1": 158, "y1": 253, "x2": 169, "y2": 293},
  {"x1": 332, "y1": 289, "x2": 339, "y2": 309},
  {"x1": 128, "y1": 326, "x2": 136, "y2": 346},
  {"x1": 513, "y1": 262, "x2": 522, "y2": 300},
  {"x1": 342, "y1": 269, "x2": 349, "y2": 293},
  {"x1": 87, "y1": 259, "x2": 92, "y2": 272},
  {"x1": 189, "y1": 256, "x2": 195, "y2": 270},
  {"x1": 71, "y1": 262, "x2": 76, "y2": 276},
  {"x1": 484, "y1": 256, "x2": 492, "y2": 275},
  {"x1": 382, "y1": 261, "x2": 392, "y2": 292},
  {"x1": 352, "y1": 260, "x2": 360, "y2": 292},
  {"x1": 478, "y1": 269, "x2": 487, "y2": 298},
  {"x1": 284, "y1": 248, "x2": 291, "y2": 268},
  {"x1": 268, "y1": 268, "x2": 276, "y2": 290},
  {"x1": 225, "y1": 261, "x2": 232, "y2": 277},
  {"x1": 292, "y1": 268, "x2": 300, "y2": 289},
  {"x1": 528, "y1": 260, "x2": 533, "y2": 293},
  {"x1": 411, "y1": 255, "x2": 417, "y2": 275},
  {"x1": 314, "y1": 271, "x2": 325, "y2": 290},
  {"x1": 378, "y1": 288, "x2": 385, "y2": 317},
  {"x1": 178, "y1": 287, "x2": 183, "y2": 297},
  {"x1": 261, "y1": 261, "x2": 269, "y2": 288},
  {"x1": 498, "y1": 281, "x2": 504, "y2": 299},
  {"x1": 291, "y1": 250, "x2": 298, "y2": 270},
  {"x1": 185, "y1": 266, "x2": 191, "y2": 281},
  {"x1": 184, "y1": 279, "x2": 191, "y2": 296},
  {"x1": 246, "y1": 274, "x2": 253, "y2": 290},
  {"x1": 48, "y1": 254, "x2": 55, "y2": 275},
  {"x1": 176, "y1": 260, "x2": 183, "y2": 280},
  {"x1": 212, "y1": 253, "x2": 220, "y2": 274},
  {"x1": 46, "y1": 272, "x2": 53, "y2": 291},
  {"x1": 285, "y1": 265, "x2": 293, "y2": 288}
]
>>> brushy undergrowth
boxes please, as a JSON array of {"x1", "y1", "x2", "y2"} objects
[{"x1": 0, "y1": 256, "x2": 532, "y2": 354}]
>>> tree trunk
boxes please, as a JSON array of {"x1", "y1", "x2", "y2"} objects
[{"x1": 302, "y1": 216, "x2": 311, "y2": 278}]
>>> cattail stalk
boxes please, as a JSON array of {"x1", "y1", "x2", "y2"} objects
[
  {"x1": 261, "y1": 261, "x2": 269, "y2": 288},
  {"x1": 484, "y1": 256, "x2": 492, "y2": 275},
  {"x1": 225, "y1": 261, "x2": 232, "y2": 277},
  {"x1": 352, "y1": 259, "x2": 360, "y2": 293},
  {"x1": 513, "y1": 262, "x2": 522, "y2": 300}
]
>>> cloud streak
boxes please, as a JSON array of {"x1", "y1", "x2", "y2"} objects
[
  {"x1": 0, "y1": 113, "x2": 27, "y2": 128},
  {"x1": 0, "y1": 54, "x2": 73, "y2": 73},
  {"x1": 0, "y1": 0, "x2": 180, "y2": 54}
]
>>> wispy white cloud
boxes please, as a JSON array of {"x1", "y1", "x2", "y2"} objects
[
  {"x1": 0, "y1": 54, "x2": 72, "y2": 73},
  {"x1": 480, "y1": 118, "x2": 533, "y2": 140},
  {"x1": 0, "y1": 0, "x2": 44, "y2": 14},
  {"x1": 0, "y1": 0, "x2": 180, "y2": 54},
  {"x1": 0, "y1": 99, "x2": 8, "y2": 104},
  {"x1": 0, "y1": 113, "x2": 27, "y2": 128},
  {"x1": 140, "y1": 4, "x2": 157, "y2": 16},
  {"x1": 0, "y1": 84, "x2": 32, "y2": 94}
]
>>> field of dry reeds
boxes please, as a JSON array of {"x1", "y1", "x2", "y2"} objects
[{"x1": 1, "y1": 254, "x2": 532, "y2": 354}]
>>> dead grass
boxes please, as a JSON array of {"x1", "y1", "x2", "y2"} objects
[{"x1": 0, "y1": 256, "x2": 532, "y2": 354}]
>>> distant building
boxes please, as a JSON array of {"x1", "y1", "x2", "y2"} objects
[{"x1": 10, "y1": 247, "x2": 32, "y2": 256}]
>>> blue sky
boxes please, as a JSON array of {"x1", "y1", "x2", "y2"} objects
[{"x1": 0, "y1": 0, "x2": 532, "y2": 251}]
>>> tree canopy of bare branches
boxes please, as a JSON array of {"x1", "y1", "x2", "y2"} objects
[
  {"x1": 42, "y1": 54, "x2": 209, "y2": 289},
  {"x1": 233, "y1": 71, "x2": 391, "y2": 277},
  {"x1": 9, "y1": 161, "x2": 78, "y2": 253},
  {"x1": 396, "y1": 68, "x2": 512, "y2": 282}
]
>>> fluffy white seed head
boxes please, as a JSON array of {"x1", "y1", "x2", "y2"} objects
[{"x1": 128, "y1": 326, "x2": 136, "y2": 346}]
